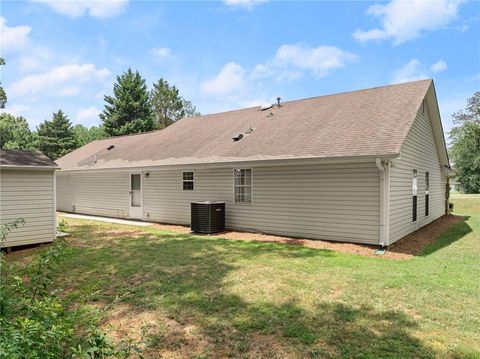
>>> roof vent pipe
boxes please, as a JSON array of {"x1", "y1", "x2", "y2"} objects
[{"x1": 277, "y1": 97, "x2": 281, "y2": 107}]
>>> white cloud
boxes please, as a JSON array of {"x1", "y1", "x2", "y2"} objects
[
  {"x1": 32, "y1": 0, "x2": 128, "y2": 18},
  {"x1": 430, "y1": 60, "x2": 448, "y2": 73},
  {"x1": 9, "y1": 64, "x2": 111, "y2": 97},
  {"x1": 252, "y1": 44, "x2": 356, "y2": 80},
  {"x1": 59, "y1": 87, "x2": 81, "y2": 97},
  {"x1": 391, "y1": 59, "x2": 428, "y2": 83},
  {"x1": 0, "y1": 16, "x2": 32, "y2": 53},
  {"x1": 76, "y1": 105, "x2": 101, "y2": 125},
  {"x1": 391, "y1": 59, "x2": 448, "y2": 84},
  {"x1": 353, "y1": 0, "x2": 463, "y2": 45},
  {"x1": 223, "y1": 0, "x2": 267, "y2": 9},
  {"x1": 468, "y1": 73, "x2": 480, "y2": 82},
  {"x1": 17, "y1": 47, "x2": 52, "y2": 73},
  {"x1": 1, "y1": 103, "x2": 31, "y2": 117},
  {"x1": 149, "y1": 47, "x2": 171, "y2": 59},
  {"x1": 200, "y1": 62, "x2": 246, "y2": 97}
]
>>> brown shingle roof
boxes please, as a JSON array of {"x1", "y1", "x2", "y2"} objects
[
  {"x1": 56, "y1": 79, "x2": 433, "y2": 170},
  {"x1": 0, "y1": 149, "x2": 58, "y2": 168}
]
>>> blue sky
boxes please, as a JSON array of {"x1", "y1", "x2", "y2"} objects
[{"x1": 1, "y1": 0, "x2": 479, "y2": 135}]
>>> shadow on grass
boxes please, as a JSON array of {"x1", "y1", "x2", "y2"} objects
[
  {"x1": 420, "y1": 216, "x2": 472, "y2": 257},
  {"x1": 61, "y1": 222, "x2": 439, "y2": 358}
]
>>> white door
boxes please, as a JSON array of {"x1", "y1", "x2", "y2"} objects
[{"x1": 129, "y1": 173, "x2": 142, "y2": 219}]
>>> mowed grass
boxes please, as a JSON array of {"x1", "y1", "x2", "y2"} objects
[{"x1": 12, "y1": 198, "x2": 480, "y2": 358}]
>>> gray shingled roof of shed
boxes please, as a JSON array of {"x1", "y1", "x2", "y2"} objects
[
  {"x1": 0, "y1": 149, "x2": 58, "y2": 168},
  {"x1": 56, "y1": 79, "x2": 434, "y2": 171}
]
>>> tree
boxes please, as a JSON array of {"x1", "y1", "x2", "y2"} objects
[
  {"x1": 0, "y1": 58, "x2": 7, "y2": 109},
  {"x1": 0, "y1": 113, "x2": 36, "y2": 150},
  {"x1": 100, "y1": 68, "x2": 155, "y2": 136},
  {"x1": 449, "y1": 91, "x2": 480, "y2": 193},
  {"x1": 74, "y1": 124, "x2": 108, "y2": 146},
  {"x1": 36, "y1": 110, "x2": 77, "y2": 160},
  {"x1": 150, "y1": 78, "x2": 200, "y2": 129}
]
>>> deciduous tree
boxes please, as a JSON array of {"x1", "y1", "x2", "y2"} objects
[
  {"x1": 0, "y1": 113, "x2": 36, "y2": 150},
  {"x1": 74, "y1": 124, "x2": 108, "y2": 146},
  {"x1": 0, "y1": 58, "x2": 7, "y2": 109},
  {"x1": 449, "y1": 92, "x2": 480, "y2": 193}
]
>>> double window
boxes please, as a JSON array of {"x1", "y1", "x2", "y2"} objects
[
  {"x1": 182, "y1": 171, "x2": 194, "y2": 191},
  {"x1": 234, "y1": 169, "x2": 252, "y2": 203}
]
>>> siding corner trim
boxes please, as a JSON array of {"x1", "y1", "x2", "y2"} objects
[{"x1": 376, "y1": 158, "x2": 391, "y2": 246}]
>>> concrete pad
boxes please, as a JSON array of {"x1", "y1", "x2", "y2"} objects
[{"x1": 58, "y1": 212, "x2": 153, "y2": 227}]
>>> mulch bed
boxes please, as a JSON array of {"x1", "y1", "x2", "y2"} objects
[{"x1": 152, "y1": 214, "x2": 465, "y2": 260}]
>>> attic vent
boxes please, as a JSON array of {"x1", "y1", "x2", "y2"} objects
[
  {"x1": 232, "y1": 133, "x2": 244, "y2": 141},
  {"x1": 260, "y1": 104, "x2": 273, "y2": 111},
  {"x1": 106, "y1": 145, "x2": 115, "y2": 150}
]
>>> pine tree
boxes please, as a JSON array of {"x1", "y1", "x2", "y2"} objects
[
  {"x1": 150, "y1": 78, "x2": 200, "y2": 129},
  {"x1": 100, "y1": 69, "x2": 155, "y2": 136},
  {"x1": 36, "y1": 110, "x2": 77, "y2": 160}
]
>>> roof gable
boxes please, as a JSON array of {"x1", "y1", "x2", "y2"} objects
[
  {"x1": 57, "y1": 80, "x2": 435, "y2": 171},
  {"x1": 0, "y1": 149, "x2": 58, "y2": 168}
]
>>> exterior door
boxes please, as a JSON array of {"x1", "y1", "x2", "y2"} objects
[{"x1": 129, "y1": 173, "x2": 142, "y2": 219}]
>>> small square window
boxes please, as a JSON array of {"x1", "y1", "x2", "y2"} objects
[{"x1": 182, "y1": 171, "x2": 194, "y2": 191}]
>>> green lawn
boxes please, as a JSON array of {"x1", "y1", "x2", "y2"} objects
[{"x1": 15, "y1": 198, "x2": 480, "y2": 358}]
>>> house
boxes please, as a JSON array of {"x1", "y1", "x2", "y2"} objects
[
  {"x1": 450, "y1": 179, "x2": 460, "y2": 193},
  {"x1": 0, "y1": 149, "x2": 59, "y2": 248},
  {"x1": 55, "y1": 79, "x2": 450, "y2": 246}
]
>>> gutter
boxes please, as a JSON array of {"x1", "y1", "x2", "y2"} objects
[
  {"x1": 376, "y1": 158, "x2": 391, "y2": 247},
  {"x1": 57, "y1": 153, "x2": 400, "y2": 173},
  {"x1": 0, "y1": 165, "x2": 59, "y2": 170}
]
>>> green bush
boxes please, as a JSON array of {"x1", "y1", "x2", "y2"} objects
[{"x1": 0, "y1": 220, "x2": 144, "y2": 358}]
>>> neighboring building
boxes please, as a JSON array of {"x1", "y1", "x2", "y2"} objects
[
  {"x1": 56, "y1": 80, "x2": 450, "y2": 246},
  {"x1": 0, "y1": 149, "x2": 59, "y2": 248},
  {"x1": 450, "y1": 179, "x2": 460, "y2": 193}
]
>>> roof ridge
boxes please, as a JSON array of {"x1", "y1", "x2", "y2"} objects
[
  {"x1": 278, "y1": 79, "x2": 433, "y2": 106},
  {"x1": 187, "y1": 79, "x2": 434, "y2": 119},
  {"x1": 94, "y1": 128, "x2": 163, "y2": 141}
]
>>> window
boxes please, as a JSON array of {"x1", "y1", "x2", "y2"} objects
[
  {"x1": 412, "y1": 169, "x2": 417, "y2": 222},
  {"x1": 234, "y1": 169, "x2": 252, "y2": 203},
  {"x1": 425, "y1": 172, "x2": 430, "y2": 216},
  {"x1": 182, "y1": 171, "x2": 194, "y2": 191}
]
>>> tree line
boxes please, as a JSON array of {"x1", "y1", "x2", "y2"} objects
[
  {"x1": 449, "y1": 91, "x2": 480, "y2": 193},
  {"x1": 0, "y1": 60, "x2": 199, "y2": 160}
]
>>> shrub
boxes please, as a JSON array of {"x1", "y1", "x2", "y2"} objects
[{"x1": 0, "y1": 220, "x2": 144, "y2": 358}]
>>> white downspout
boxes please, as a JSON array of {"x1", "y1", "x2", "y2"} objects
[
  {"x1": 376, "y1": 159, "x2": 385, "y2": 246},
  {"x1": 376, "y1": 158, "x2": 391, "y2": 247}
]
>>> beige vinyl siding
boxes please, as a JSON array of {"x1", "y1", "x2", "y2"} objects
[
  {"x1": 56, "y1": 171, "x2": 130, "y2": 218},
  {"x1": 388, "y1": 101, "x2": 446, "y2": 244},
  {"x1": 146, "y1": 162, "x2": 381, "y2": 243},
  {"x1": 56, "y1": 161, "x2": 380, "y2": 244},
  {"x1": 0, "y1": 169, "x2": 55, "y2": 246}
]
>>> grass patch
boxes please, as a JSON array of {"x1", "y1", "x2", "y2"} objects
[{"x1": 9, "y1": 198, "x2": 480, "y2": 358}]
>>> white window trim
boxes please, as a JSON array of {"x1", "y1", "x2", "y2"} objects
[
  {"x1": 425, "y1": 171, "x2": 430, "y2": 217},
  {"x1": 130, "y1": 172, "x2": 143, "y2": 210},
  {"x1": 233, "y1": 168, "x2": 253, "y2": 204},
  {"x1": 182, "y1": 170, "x2": 195, "y2": 191},
  {"x1": 412, "y1": 169, "x2": 418, "y2": 223}
]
